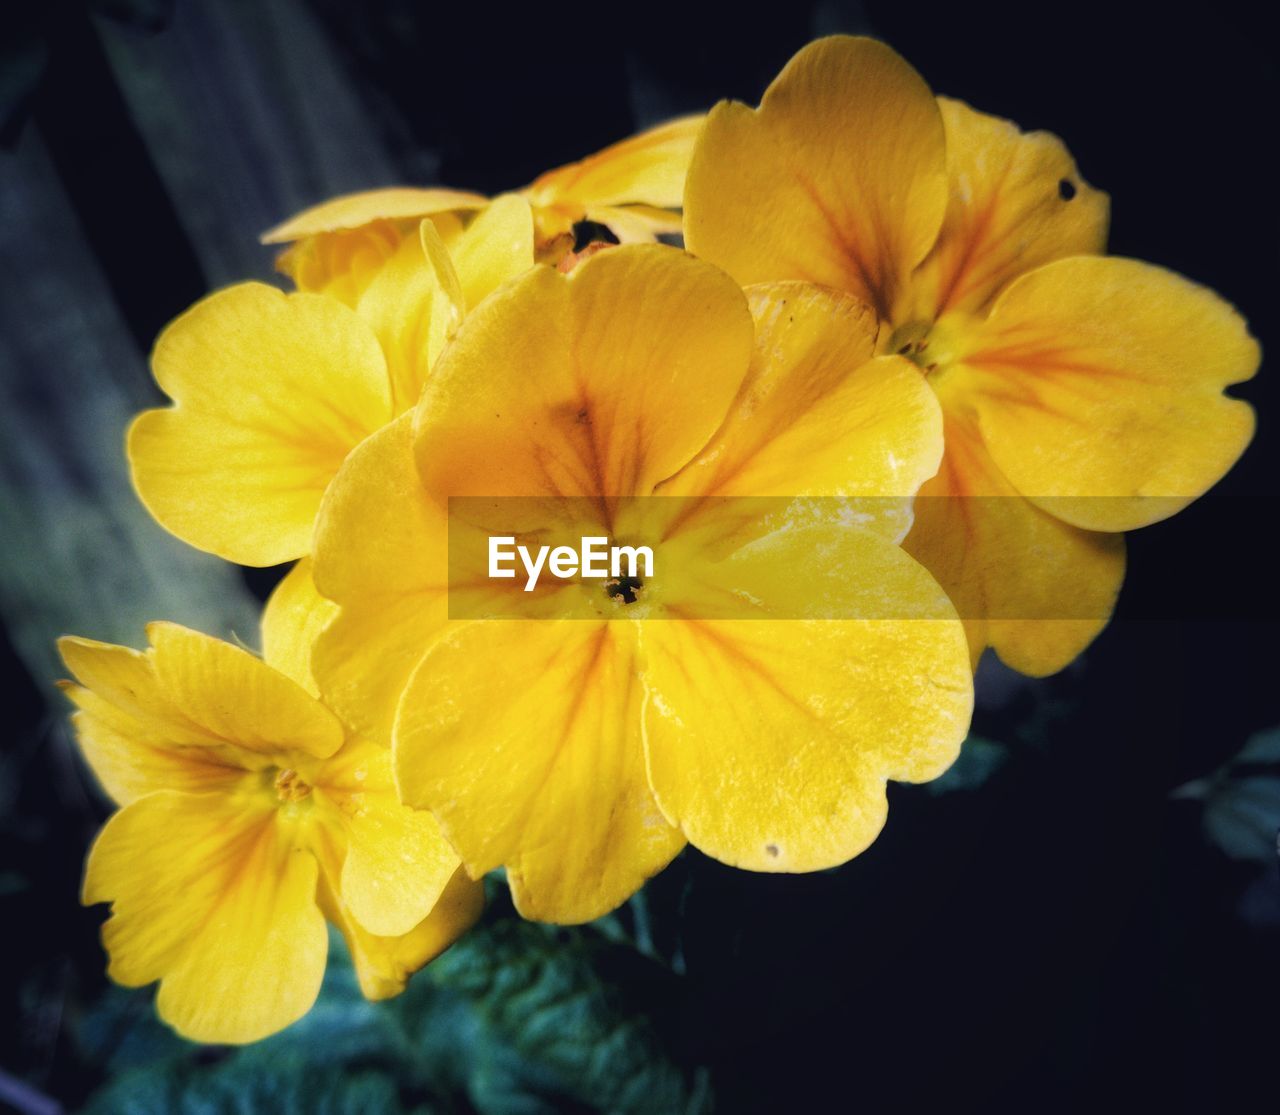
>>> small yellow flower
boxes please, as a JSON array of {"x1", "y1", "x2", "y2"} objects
[
  {"x1": 684, "y1": 36, "x2": 1259, "y2": 675},
  {"x1": 129, "y1": 116, "x2": 704, "y2": 569},
  {"x1": 262, "y1": 114, "x2": 703, "y2": 284},
  {"x1": 127, "y1": 196, "x2": 535, "y2": 568},
  {"x1": 309, "y1": 244, "x2": 973, "y2": 924},
  {"x1": 520, "y1": 113, "x2": 704, "y2": 246},
  {"x1": 266, "y1": 192, "x2": 480, "y2": 308},
  {"x1": 58, "y1": 609, "x2": 482, "y2": 1044}
]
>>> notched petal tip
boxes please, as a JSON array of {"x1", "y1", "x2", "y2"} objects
[
  {"x1": 965, "y1": 255, "x2": 1260, "y2": 532},
  {"x1": 133, "y1": 282, "x2": 395, "y2": 567},
  {"x1": 685, "y1": 34, "x2": 947, "y2": 316},
  {"x1": 908, "y1": 96, "x2": 1111, "y2": 320},
  {"x1": 641, "y1": 528, "x2": 972, "y2": 874}
]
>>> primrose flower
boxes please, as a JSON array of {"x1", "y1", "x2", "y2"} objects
[
  {"x1": 127, "y1": 194, "x2": 536, "y2": 568},
  {"x1": 58, "y1": 612, "x2": 482, "y2": 1044},
  {"x1": 519, "y1": 113, "x2": 703, "y2": 246},
  {"x1": 263, "y1": 113, "x2": 703, "y2": 290},
  {"x1": 309, "y1": 244, "x2": 973, "y2": 923},
  {"x1": 684, "y1": 36, "x2": 1259, "y2": 675}
]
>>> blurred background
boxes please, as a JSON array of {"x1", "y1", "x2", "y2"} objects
[{"x1": 1, "y1": 1, "x2": 1276, "y2": 1112}]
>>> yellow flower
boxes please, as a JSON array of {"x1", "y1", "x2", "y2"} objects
[
  {"x1": 127, "y1": 195, "x2": 536, "y2": 568},
  {"x1": 309, "y1": 244, "x2": 973, "y2": 924},
  {"x1": 129, "y1": 116, "x2": 704, "y2": 569},
  {"x1": 264, "y1": 113, "x2": 703, "y2": 290},
  {"x1": 57, "y1": 608, "x2": 482, "y2": 1044},
  {"x1": 265, "y1": 191, "x2": 481, "y2": 308},
  {"x1": 684, "y1": 36, "x2": 1259, "y2": 675},
  {"x1": 520, "y1": 113, "x2": 704, "y2": 245}
]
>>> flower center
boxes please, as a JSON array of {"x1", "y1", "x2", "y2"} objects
[
  {"x1": 274, "y1": 768, "x2": 312, "y2": 803},
  {"x1": 886, "y1": 320, "x2": 933, "y2": 367},
  {"x1": 604, "y1": 574, "x2": 644, "y2": 604},
  {"x1": 883, "y1": 317, "x2": 970, "y2": 381}
]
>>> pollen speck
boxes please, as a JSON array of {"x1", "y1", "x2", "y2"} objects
[{"x1": 274, "y1": 768, "x2": 312, "y2": 803}]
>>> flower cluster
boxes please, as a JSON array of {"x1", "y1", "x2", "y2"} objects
[{"x1": 59, "y1": 36, "x2": 1257, "y2": 1042}]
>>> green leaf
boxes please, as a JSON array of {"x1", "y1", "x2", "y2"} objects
[
  {"x1": 1202, "y1": 777, "x2": 1280, "y2": 865},
  {"x1": 426, "y1": 918, "x2": 710, "y2": 1115},
  {"x1": 73, "y1": 984, "x2": 191, "y2": 1076},
  {"x1": 1174, "y1": 728, "x2": 1280, "y2": 866},
  {"x1": 77, "y1": 920, "x2": 713, "y2": 1115},
  {"x1": 1235, "y1": 729, "x2": 1280, "y2": 768},
  {"x1": 84, "y1": 1060, "x2": 412, "y2": 1115},
  {"x1": 924, "y1": 735, "x2": 1010, "y2": 794}
]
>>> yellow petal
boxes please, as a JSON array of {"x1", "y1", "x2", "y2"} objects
[
  {"x1": 585, "y1": 205, "x2": 684, "y2": 243},
  {"x1": 351, "y1": 224, "x2": 458, "y2": 413},
  {"x1": 312, "y1": 601, "x2": 443, "y2": 750},
  {"x1": 904, "y1": 412, "x2": 1126, "y2": 675},
  {"x1": 312, "y1": 414, "x2": 448, "y2": 744},
  {"x1": 276, "y1": 214, "x2": 468, "y2": 308},
  {"x1": 312, "y1": 738, "x2": 461, "y2": 937},
  {"x1": 85, "y1": 791, "x2": 327, "y2": 1043},
  {"x1": 904, "y1": 97, "x2": 1109, "y2": 321},
  {"x1": 526, "y1": 114, "x2": 704, "y2": 211},
  {"x1": 642, "y1": 523, "x2": 972, "y2": 871},
  {"x1": 338, "y1": 804, "x2": 458, "y2": 938},
  {"x1": 313, "y1": 415, "x2": 448, "y2": 603},
  {"x1": 275, "y1": 221, "x2": 404, "y2": 306},
  {"x1": 954, "y1": 256, "x2": 1258, "y2": 531},
  {"x1": 313, "y1": 837, "x2": 482, "y2": 1001},
  {"x1": 262, "y1": 187, "x2": 487, "y2": 244},
  {"x1": 339, "y1": 872, "x2": 483, "y2": 1001},
  {"x1": 658, "y1": 283, "x2": 942, "y2": 541},
  {"x1": 419, "y1": 218, "x2": 466, "y2": 324},
  {"x1": 148, "y1": 622, "x2": 344, "y2": 759},
  {"x1": 58, "y1": 635, "x2": 213, "y2": 746},
  {"x1": 529, "y1": 202, "x2": 581, "y2": 251},
  {"x1": 450, "y1": 194, "x2": 537, "y2": 310},
  {"x1": 58, "y1": 633, "x2": 272, "y2": 795},
  {"x1": 395, "y1": 620, "x2": 685, "y2": 923},
  {"x1": 261, "y1": 559, "x2": 338, "y2": 697},
  {"x1": 129, "y1": 283, "x2": 394, "y2": 566},
  {"x1": 413, "y1": 244, "x2": 753, "y2": 505},
  {"x1": 59, "y1": 681, "x2": 249, "y2": 805},
  {"x1": 684, "y1": 36, "x2": 947, "y2": 319}
]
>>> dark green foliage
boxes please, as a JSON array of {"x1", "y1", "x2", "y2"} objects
[
  {"x1": 1175, "y1": 729, "x2": 1280, "y2": 867},
  {"x1": 76, "y1": 917, "x2": 711, "y2": 1115}
]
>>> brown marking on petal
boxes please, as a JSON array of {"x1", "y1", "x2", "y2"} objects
[
  {"x1": 535, "y1": 230, "x2": 575, "y2": 266},
  {"x1": 556, "y1": 239, "x2": 616, "y2": 273}
]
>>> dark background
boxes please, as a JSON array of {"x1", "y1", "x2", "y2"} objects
[{"x1": 1, "y1": 1, "x2": 1276, "y2": 1112}]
